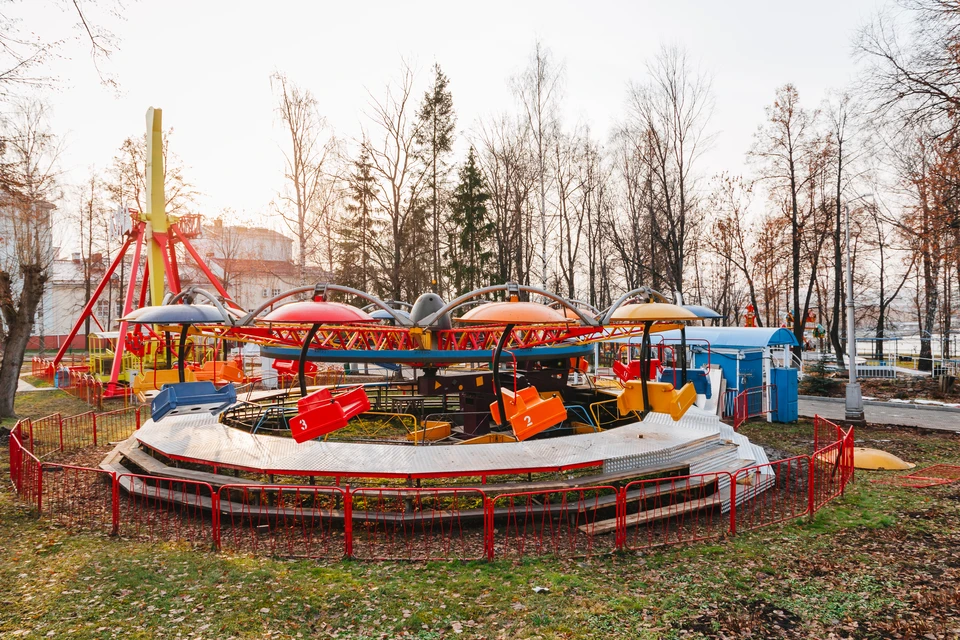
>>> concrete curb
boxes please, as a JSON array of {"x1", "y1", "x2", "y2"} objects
[{"x1": 799, "y1": 394, "x2": 960, "y2": 415}]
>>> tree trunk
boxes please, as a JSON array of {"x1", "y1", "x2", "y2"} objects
[
  {"x1": 830, "y1": 200, "x2": 845, "y2": 368},
  {"x1": 0, "y1": 266, "x2": 47, "y2": 418}
]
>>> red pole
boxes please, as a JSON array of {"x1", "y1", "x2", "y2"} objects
[
  {"x1": 729, "y1": 472, "x2": 737, "y2": 536},
  {"x1": 343, "y1": 486, "x2": 353, "y2": 559},
  {"x1": 615, "y1": 487, "x2": 625, "y2": 551},
  {"x1": 484, "y1": 497, "x2": 494, "y2": 561},
  {"x1": 153, "y1": 233, "x2": 180, "y2": 296},
  {"x1": 807, "y1": 455, "x2": 816, "y2": 516},
  {"x1": 138, "y1": 262, "x2": 149, "y2": 308},
  {"x1": 111, "y1": 473, "x2": 119, "y2": 535},
  {"x1": 58, "y1": 415, "x2": 63, "y2": 452},
  {"x1": 37, "y1": 462, "x2": 43, "y2": 513},
  {"x1": 166, "y1": 231, "x2": 182, "y2": 293},
  {"x1": 170, "y1": 224, "x2": 242, "y2": 309},
  {"x1": 52, "y1": 228, "x2": 139, "y2": 368},
  {"x1": 92, "y1": 413, "x2": 98, "y2": 447},
  {"x1": 106, "y1": 229, "x2": 146, "y2": 394},
  {"x1": 212, "y1": 489, "x2": 221, "y2": 551}
]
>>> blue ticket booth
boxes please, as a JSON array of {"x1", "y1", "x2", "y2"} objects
[{"x1": 655, "y1": 327, "x2": 800, "y2": 423}]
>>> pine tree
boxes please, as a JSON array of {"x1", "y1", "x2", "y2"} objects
[
  {"x1": 415, "y1": 63, "x2": 456, "y2": 296},
  {"x1": 339, "y1": 144, "x2": 379, "y2": 294},
  {"x1": 448, "y1": 148, "x2": 494, "y2": 295}
]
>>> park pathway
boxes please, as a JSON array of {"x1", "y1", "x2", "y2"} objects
[{"x1": 799, "y1": 395, "x2": 960, "y2": 434}]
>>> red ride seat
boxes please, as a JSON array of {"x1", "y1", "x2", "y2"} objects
[
  {"x1": 489, "y1": 385, "x2": 568, "y2": 442},
  {"x1": 290, "y1": 386, "x2": 371, "y2": 443},
  {"x1": 613, "y1": 359, "x2": 660, "y2": 384},
  {"x1": 274, "y1": 359, "x2": 317, "y2": 386},
  {"x1": 332, "y1": 386, "x2": 371, "y2": 420}
]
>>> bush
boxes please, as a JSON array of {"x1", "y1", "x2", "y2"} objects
[{"x1": 800, "y1": 358, "x2": 842, "y2": 396}]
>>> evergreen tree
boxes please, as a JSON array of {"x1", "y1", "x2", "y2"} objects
[
  {"x1": 339, "y1": 144, "x2": 379, "y2": 294},
  {"x1": 448, "y1": 148, "x2": 494, "y2": 295},
  {"x1": 415, "y1": 63, "x2": 456, "y2": 296}
]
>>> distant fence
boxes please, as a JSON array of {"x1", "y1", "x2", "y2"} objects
[
  {"x1": 31, "y1": 357, "x2": 105, "y2": 409},
  {"x1": 7, "y1": 409, "x2": 853, "y2": 561}
]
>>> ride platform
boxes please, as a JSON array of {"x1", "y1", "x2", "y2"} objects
[{"x1": 133, "y1": 409, "x2": 732, "y2": 481}]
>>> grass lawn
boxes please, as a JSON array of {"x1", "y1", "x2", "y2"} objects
[
  {"x1": 1, "y1": 390, "x2": 96, "y2": 432},
  {"x1": 2, "y1": 394, "x2": 959, "y2": 638}
]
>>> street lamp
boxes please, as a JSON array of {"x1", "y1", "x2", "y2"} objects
[{"x1": 844, "y1": 202, "x2": 865, "y2": 424}]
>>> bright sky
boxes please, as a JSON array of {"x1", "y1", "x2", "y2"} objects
[{"x1": 18, "y1": 0, "x2": 887, "y2": 231}]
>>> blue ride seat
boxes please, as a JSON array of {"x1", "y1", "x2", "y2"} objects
[
  {"x1": 151, "y1": 381, "x2": 237, "y2": 422},
  {"x1": 659, "y1": 368, "x2": 711, "y2": 398}
]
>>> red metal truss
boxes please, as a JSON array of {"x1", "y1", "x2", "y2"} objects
[{"x1": 208, "y1": 323, "x2": 603, "y2": 354}]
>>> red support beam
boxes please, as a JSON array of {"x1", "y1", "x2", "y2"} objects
[
  {"x1": 105, "y1": 229, "x2": 146, "y2": 394},
  {"x1": 170, "y1": 223, "x2": 241, "y2": 309}
]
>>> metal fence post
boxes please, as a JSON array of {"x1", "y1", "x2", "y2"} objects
[
  {"x1": 813, "y1": 415, "x2": 819, "y2": 453},
  {"x1": 92, "y1": 413, "x2": 98, "y2": 447},
  {"x1": 212, "y1": 490, "x2": 221, "y2": 551},
  {"x1": 37, "y1": 463, "x2": 43, "y2": 514},
  {"x1": 58, "y1": 415, "x2": 64, "y2": 452},
  {"x1": 135, "y1": 407, "x2": 141, "y2": 430},
  {"x1": 484, "y1": 497, "x2": 494, "y2": 561},
  {"x1": 615, "y1": 487, "x2": 626, "y2": 551},
  {"x1": 111, "y1": 473, "x2": 120, "y2": 535},
  {"x1": 729, "y1": 472, "x2": 737, "y2": 536},
  {"x1": 807, "y1": 454, "x2": 816, "y2": 516},
  {"x1": 343, "y1": 486, "x2": 353, "y2": 559}
]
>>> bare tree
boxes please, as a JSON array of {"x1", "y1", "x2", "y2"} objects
[
  {"x1": 0, "y1": 0, "x2": 121, "y2": 94},
  {"x1": 74, "y1": 170, "x2": 111, "y2": 343},
  {"x1": 857, "y1": 0, "x2": 960, "y2": 136},
  {"x1": 475, "y1": 114, "x2": 535, "y2": 286},
  {"x1": 625, "y1": 44, "x2": 713, "y2": 296},
  {"x1": 554, "y1": 131, "x2": 584, "y2": 299},
  {"x1": 272, "y1": 71, "x2": 338, "y2": 287},
  {"x1": 105, "y1": 129, "x2": 196, "y2": 216},
  {"x1": 610, "y1": 127, "x2": 660, "y2": 291},
  {"x1": 363, "y1": 63, "x2": 428, "y2": 301},
  {"x1": 750, "y1": 84, "x2": 820, "y2": 357},
  {"x1": 0, "y1": 99, "x2": 61, "y2": 418},
  {"x1": 706, "y1": 174, "x2": 763, "y2": 325},
  {"x1": 514, "y1": 40, "x2": 563, "y2": 293}
]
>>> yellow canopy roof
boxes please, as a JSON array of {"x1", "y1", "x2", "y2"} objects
[{"x1": 608, "y1": 303, "x2": 699, "y2": 323}]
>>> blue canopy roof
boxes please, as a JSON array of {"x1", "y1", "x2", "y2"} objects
[{"x1": 652, "y1": 327, "x2": 799, "y2": 350}]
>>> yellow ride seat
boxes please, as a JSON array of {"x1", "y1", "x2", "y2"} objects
[{"x1": 617, "y1": 380, "x2": 697, "y2": 421}]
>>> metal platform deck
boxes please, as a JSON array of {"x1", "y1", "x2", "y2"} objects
[{"x1": 134, "y1": 412, "x2": 726, "y2": 480}]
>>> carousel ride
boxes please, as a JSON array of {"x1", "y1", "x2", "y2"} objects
[{"x1": 47, "y1": 108, "x2": 777, "y2": 535}]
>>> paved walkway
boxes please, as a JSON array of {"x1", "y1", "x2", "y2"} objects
[
  {"x1": 799, "y1": 396, "x2": 960, "y2": 433},
  {"x1": 16, "y1": 375, "x2": 58, "y2": 393}
]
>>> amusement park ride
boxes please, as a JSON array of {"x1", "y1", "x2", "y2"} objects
[{"x1": 40, "y1": 109, "x2": 784, "y2": 509}]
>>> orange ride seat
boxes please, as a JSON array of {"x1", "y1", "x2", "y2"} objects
[{"x1": 489, "y1": 385, "x2": 568, "y2": 442}]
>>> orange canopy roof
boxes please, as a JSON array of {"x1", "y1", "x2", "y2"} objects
[{"x1": 457, "y1": 301, "x2": 575, "y2": 325}]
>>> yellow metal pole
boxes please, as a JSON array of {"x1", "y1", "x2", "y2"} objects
[{"x1": 144, "y1": 107, "x2": 167, "y2": 306}]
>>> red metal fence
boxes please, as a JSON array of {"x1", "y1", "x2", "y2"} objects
[
  {"x1": 489, "y1": 486, "x2": 620, "y2": 559},
  {"x1": 119, "y1": 475, "x2": 215, "y2": 547},
  {"x1": 6, "y1": 410, "x2": 855, "y2": 561},
  {"x1": 217, "y1": 485, "x2": 345, "y2": 559},
  {"x1": 734, "y1": 385, "x2": 777, "y2": 430}
]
